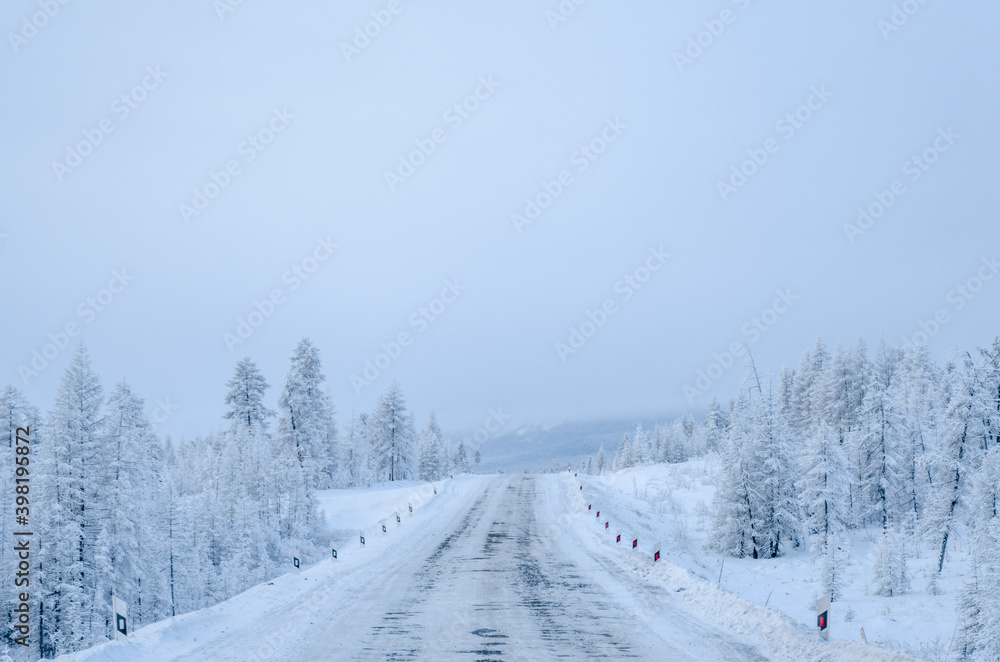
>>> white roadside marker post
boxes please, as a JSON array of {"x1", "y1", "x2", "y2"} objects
[
  {"x1": 653, "y1": 542, "x2": 661, "y2": 563},
  {"x1": 632, "y1": 532, "x2": 638, "y2": 550},
  {"x1": 616, "y1": 529, "x2": 622, "y2": 544},
  {"x1": 112, "y1": 596, "x2": 128, "y2": 641},
  {"x1": 817, "y1": 594, "x2": 831, "y2": 641},
  {"x1": 331, "y1": 539, "x2": 337, "y2": 560},
  {"x1": 360, "y1": 530, "x2": 365, "y2": 547},
  {"x1": 408, "y1": 502, "x2": 413, "y2": 515},
  {"x1": 381, "y1": 519, "x2": 387, "y2": 534},
  {"x1": 292, "y1": 549, "x2": 301, "y2": 574},
  {"x1": 395, "y1": 511, "x2": 401, "y2": 526}
]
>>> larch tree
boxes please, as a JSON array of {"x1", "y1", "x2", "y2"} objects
[
  {"x1": 0, "y1": 387, "x2": 39, "y2": 651},
  {"x1": 453, "y1": 439, "x2": 470, "y2": 474},
  {"x1": 99, "y1": 380, "x2": 169, "y2": 632},
  {"x1": 925, "y1": 358, "x2": 983, "y2": 572},
  {"x1": 39, "y1": 345, "x2": 104, "y2": 657},
  {"x1": 370, "y1": 381, "x2": 416, "y2": 481},
  {"x1": 275, "y1": 339, "x2": 338, "y2": 488}
]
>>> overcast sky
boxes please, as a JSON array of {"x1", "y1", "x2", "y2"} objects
[{"x1": 2, "y1": 0, "x2": 997, "y2": 441}]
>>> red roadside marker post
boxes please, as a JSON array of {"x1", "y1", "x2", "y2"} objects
[
  {"x1": 632, "y1": 532, "x2": 638, "y2": 549},
  {"x1": 616, "y1": 529, "x2": 621, "y2": 543}
]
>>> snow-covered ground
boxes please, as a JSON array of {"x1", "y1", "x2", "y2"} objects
[
  {"x1": 316, "y1": 478, "x2": 448, "y2": 540},
  {"x1": 585, "y1": 458, "x2": 965, "y2": 661},
  {"x1": 54, "y1": 471, "x2": 927, "y2": 661},
  {"x1": 54, "y1": 475, "x2": 485, "y2": 662}
]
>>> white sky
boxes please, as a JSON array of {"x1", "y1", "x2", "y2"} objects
[{"x1": 2, "y1": 0, "x2": 998, "y2": 439}]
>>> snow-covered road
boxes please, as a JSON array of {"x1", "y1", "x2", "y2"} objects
[
  {"x1": 60, "y1": 474, "x2": 913, "y2": 661},
  {"x1": 300, "y1": 474, "x2": 768, "y2": 661}
]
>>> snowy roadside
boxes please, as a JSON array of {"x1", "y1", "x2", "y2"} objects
[
  {"x1": 54, "y1": 475, "x2": 486, "y2": 662},
  {"x1": 559, "y1": 468, "x2": 934, "y2": 661},
  {"x1": 316, "y1": 477, "x2": 449, "y2": 541}
]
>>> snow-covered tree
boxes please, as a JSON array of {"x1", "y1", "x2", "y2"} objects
[
  {"x1": 705, "y1": 397, "x2": 727, "y2": 453},
  {"x1": 712, "y1": 385, "x2": 800, "y2": 559},
  {"x1": 369, "y1": 381, "x2": 416, "y2": 481},
  {"x1": 712, "y1": 394, "x2": 756, "y2": 558},
  {"x1": 751, "y1": 386, "x2": 801, "y2": 557},
  {"x1": 343, "y1": 410, "x2": 372, "y2": 487},
  {"x1": 797, "y1": 421, "x2": 847, "y2": 553},
  {"x1": 850, "y1": 343, "x2": 906, "y2": 532},
  {"x1": 453, "y1": 439, "x2": 470, "y2": 474},
  {"x1": 416, "y1": 411, "x2": 448, "y2": 481},
  {"x1": 224, "y1": 357, "x2": 275, "y2": 436},
  {"x1": 925, "y1": 358, "x2": 983, "y2": 572},
  {"x1": 38, "y1": 345, "x2": 104, "y2": 657},
  {"x1": 791, "y1": 338, "x2": 829, "y2": 436},
  {"x1": 614, "y1": 433, "x2": 634, "y2": 470},
  {"x1": 100, "y1": 381, "x2": 169, "y2": 629},
  {"x1": 0, "y1": 386, "x2": 39, "y2": 651},
  {"x1": 276, "y1": 339, "x2": 339, "y2": 488},
  {"x1": 871, "y1": 528, "x2": 909, "y2": 597}
]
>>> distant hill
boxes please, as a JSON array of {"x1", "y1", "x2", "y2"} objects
[{"x1": 449, "y1": 416, "x2": 672, "y2": 473}]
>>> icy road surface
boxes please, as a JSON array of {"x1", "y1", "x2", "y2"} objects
[
  {"x1": 301, "y1": 475, "x2": 766, "y2": 661},
  {"x1": 60, "y1": 474, "x2": 913, "y2": 661}
]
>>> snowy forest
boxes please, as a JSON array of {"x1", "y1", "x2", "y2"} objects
[
  {"x1": 579, "y1": 336, "x2": 1000, "y2": 660},
  {"x1": 0, "y1": 339, "x2": 468, "y2": 659},
  {"x1": 3, "y1": 334, "x2": 999, "y2": 659}
]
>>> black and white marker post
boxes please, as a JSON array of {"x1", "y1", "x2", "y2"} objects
[
  {"x1": 292, "y1": 549, "x2": 301, "y2": 574},
  {"x1": 603, "y1": 517, "x2": 609, "y2": 530},
  {"x1": 653, "y1": 542, "x2": 661, "y2": 563},
  {"x1": 408, "y1": 502, "x2": 413, "y2": 515},
  {"x1": 360, "y1": 530, "x2": 366, "y2": 546},
  {"x1": 330, "y1": 540, "x2": 337, "y2": 560},
  {"x1": 817, "y1": 594, "x2": 831, "y2": 641},
  {"x1": 112, "y1": 596, "x2": 128, "y2": 642},
  {"x1": 616, "y1": 529, "x2": 621, "y2": 544},
  {"x1": 395, "y1": 511, "x2": 401, "y2": 526},
  {"x1": 381, "y1": 519, "x2": 387, "y2": 534},
  {"x1": 632, "y1": 532, "x2": 638, "y2": 549}
]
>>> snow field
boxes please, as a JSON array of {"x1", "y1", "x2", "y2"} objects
[
  {"x1": 577, "y1": 460, "x2": 959, "y2": 660},
  {"x1": 316, "y1": 477, "x2": 450, "y2": 546}
]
